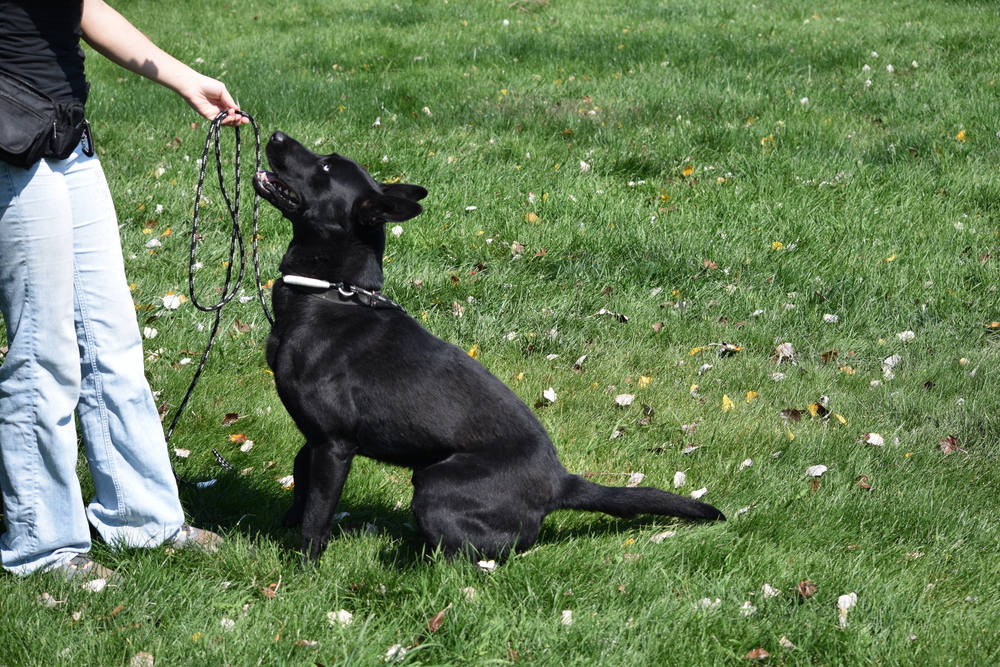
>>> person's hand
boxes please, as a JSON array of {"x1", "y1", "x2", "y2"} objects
[{"x1": 179, "y1": 73, "x2": 249, "y2": 126}]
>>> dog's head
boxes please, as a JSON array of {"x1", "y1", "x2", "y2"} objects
[{"x1": 254, "y1": 131, "x2": 427, "y2": 288}]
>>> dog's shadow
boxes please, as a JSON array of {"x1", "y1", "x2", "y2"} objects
[{"x1": 181, "y1": 473, "x2": 703, "y2": 569}]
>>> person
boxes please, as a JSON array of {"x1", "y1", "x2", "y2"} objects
[{"x1": 0, "y1": 0, "x2": 247, "y2": 581}]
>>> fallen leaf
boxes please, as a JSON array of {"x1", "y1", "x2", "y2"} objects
[
  {"x1": 761, "y1": 583, "x2": 780, "y2": 598},
  {"x1": 222, "y1": 412, "x2": 240, "y2": 425},
  {"x1": 690, "y1": 487, "x2": 708, "y2": 499},
  {"x1": 773, "y1": 342, "x2": 795, "y2": 363},
  {"x1": 702, "y1": 258, "x2": 717, "y2": 269},
  {"x1": 649, "y1": 531, "x2": 676, "y2": 543},
  {"x1": 385, "y1": 644, "x2": 408, "y2": 662},
  {"x1": 328, "y1": 609, "x2": 354, "y2": 627},
  {"x1": 780, "y1": 408, "x2": 804, "y2": 423},
  {"x1": 821, "y1": 349, "x2": 839, "y2": 363},
  {"x1": 560, "y1": 610, "x2": 574, "y2": 625},
  {"x1": 837, "y1": 592, "x2": 858, "y2": 627},
  {"x1": 615, "y1": 394, "x2": 636, "y2": 406},
  {"x1": 856, "y1": 474, "x2": 873, "y2": 491},
  {"x1": 796, "y1": 580, "x2": 817, "y2": 599},
  {"x1": 805, "y1": 465, "x2": 827, "y2": 477},
  {"x1": 673, "y1": 471, "x2": 687, "y2": 488},
  {"x1": 861, "y1": 433, "x2": 885, "y2": 446},
  {"x1": 939, "y1": 435, "x2": 961, "y2": 454},
  {"x1": 230, "y1": 433, "x2": 248, "y2": 444},
  {"x1": 596, "y1": 307, "x2": 629, "y2": 323},
  {"x1": 745, "y1": 391, "x2": 759, "y2": 403},
  {"x1": 542, "y1": 387, "x2": 557, "y2": 403},
  {"x1": 467, "y1": 344, "x2": 479, "y2": 359},
  {"x1": 616, "y1": 472, "x2": 643, "y2": 489},
  {"x1": 693, "y1": 597, "x2": 721, "y2": 610},
  {"x1": 718, "y1": 342, "x2": 743, "y2": 357},
  {"x1": 778, "y1": 636, "x2": 796, "y2": 649},
  {"x1": 721, "y1": 395, "x2": 735, "y2": 412},
  {"x1": 130, "y1": 653, "x2": 156, "y2": 667},
  {"x1": 261, "y1": 582, "x2": 279, "y2": 599},
  {"x1": 426, "y1": 603, "x2": 453, "y2": 633}
]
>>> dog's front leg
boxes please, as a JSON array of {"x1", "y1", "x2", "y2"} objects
[
  {"x1": 282, "y1": 443, "x2": 311, "y2": 527},
  {"x1": 300, "y1": 441, "x2": 355, "y2": 560}
]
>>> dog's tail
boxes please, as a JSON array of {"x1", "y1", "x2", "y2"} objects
[{"x1": 554, "y1": 474, "x2": 726, "y2": 522}]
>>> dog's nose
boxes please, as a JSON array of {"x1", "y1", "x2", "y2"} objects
[{"x1": 271, "y1": 131, "x2": 288, "y2": 143}]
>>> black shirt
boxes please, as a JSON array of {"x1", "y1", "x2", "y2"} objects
[{"x1": 0, "y1": 0, "x2": 87, "y2": 103}]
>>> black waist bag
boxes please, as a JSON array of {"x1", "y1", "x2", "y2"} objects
[{"x1": 0, "y1": 69, "x2": 90, "y2": 170}]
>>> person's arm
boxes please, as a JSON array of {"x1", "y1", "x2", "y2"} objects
[{"x1": 80, "y1": 0, "x2": 247, "y2": 125}]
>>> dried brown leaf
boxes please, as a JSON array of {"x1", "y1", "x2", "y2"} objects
[
  {"x1": 939, "y1": 435, "x2": 961, "y2": 455},
  {"x1": 426, "y1": 603, "x2": 452, "y2": 633},
  {"x1": 780, "y1": 409, "x2": 803, "y2": 423},
  {"x1": 745, "y1": 647, "x2": 771, "y2": 660},
  {"x1": 796, "y1": 580, "x2": 817, "y2": 599}
]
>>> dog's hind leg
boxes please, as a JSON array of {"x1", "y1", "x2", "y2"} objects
[
  {"x1": 299, "y1": 440, "x2": 356, "y2": 560},
  {"x1": 283, "y1": 443, "x2": 311, "y2": 527},
  {"x1": 411, "y1": 459, "x2": 544, "y2": 560}
]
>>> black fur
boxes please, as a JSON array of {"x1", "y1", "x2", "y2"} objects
[{"x1": 254, "y1": 131, "x2": 725, "y2": 561}]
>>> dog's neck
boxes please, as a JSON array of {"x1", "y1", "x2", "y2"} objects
[{"x1": 279, "y1": 241, "x2": 384, "y2": 292}]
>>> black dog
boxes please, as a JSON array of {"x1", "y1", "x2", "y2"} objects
[{"x1": 253, "y1": 131, "x2": 725, "y2": 561}]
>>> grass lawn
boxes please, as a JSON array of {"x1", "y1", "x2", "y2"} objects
[{"x1": 2, "y1": 0, "x2": 999, "y2": 664}]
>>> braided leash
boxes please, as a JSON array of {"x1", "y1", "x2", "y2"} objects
[{"x1": 166, "y1": 110, "x2": 271, "y2": 483}]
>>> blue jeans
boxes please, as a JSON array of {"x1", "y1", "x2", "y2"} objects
[{"x1": 0, "y1": 146, "x2": 185, "y2": 575}]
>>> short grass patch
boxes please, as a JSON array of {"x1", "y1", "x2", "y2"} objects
[{"x1": 2, "y1": 0, "x2": 1000, "y2": 664}]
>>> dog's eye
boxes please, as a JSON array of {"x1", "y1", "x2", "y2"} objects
[{"x1": 322, "y1": 163, "x2": 332, "y2": 172}]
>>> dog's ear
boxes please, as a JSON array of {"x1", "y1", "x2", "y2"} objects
[
  {"x1": 357, "y1": 192, "x2": 423, "y2": 225},
  {"x1": 382, "y1": 183, "x2": 428, "y2": 202}
]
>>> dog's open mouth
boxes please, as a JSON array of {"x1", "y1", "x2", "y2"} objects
[{"x1": 254, "y1": 171, "x2": 301, "y2": 210}]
